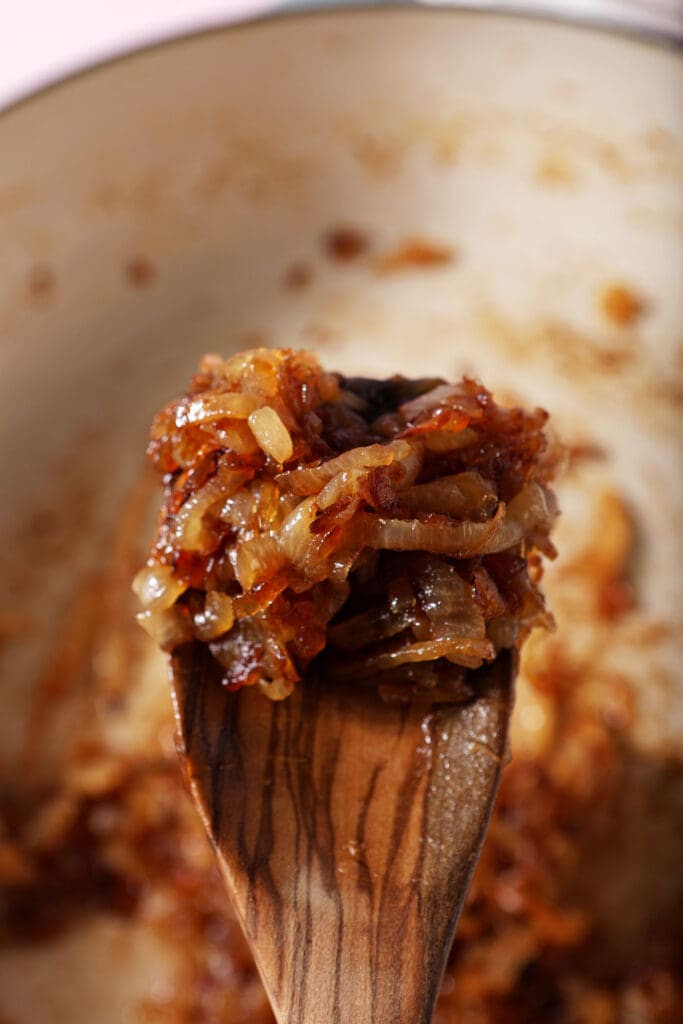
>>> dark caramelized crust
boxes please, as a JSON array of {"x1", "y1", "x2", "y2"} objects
[{"x1": 135, "y1": 348, "x2": 559, "y2": 700}]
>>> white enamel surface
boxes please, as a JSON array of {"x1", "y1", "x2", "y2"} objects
[{"x1": 0, "y1": 9, "x2": 681, "y2": 1020}]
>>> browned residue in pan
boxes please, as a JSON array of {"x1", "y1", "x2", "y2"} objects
[
  {"x1": 323, "y1": 225, "x2": 370, "y2": 262},
  {"x1": 599, "y1": 283, "x2": 647, "y2": 328},
  {"x1": 26, "y1": 263, "x2": 57, "y2": 305},
  {"x1": 282, "y1": 262, "x2": 313, "y2": 291},
  {"x1": 124, "y1": 256, "x2": 157, "y2": 288},
  {"x1": 536, "y1": 151, "x2": 578, "y2": 187},
  {"x1": 374, "y1": 238, "x2": 455, "y2": 273}
]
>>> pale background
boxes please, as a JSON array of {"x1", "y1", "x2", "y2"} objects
[{"x1": 2, "y1": 0, "x2": 682, "y2": 109}]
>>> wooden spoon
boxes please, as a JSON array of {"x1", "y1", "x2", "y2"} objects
[{"x1": 170, "y1": 643, "x2": 515, "y2": 1024}]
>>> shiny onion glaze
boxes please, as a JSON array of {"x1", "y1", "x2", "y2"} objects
[{"x1": 135, "y1": 349, "x2": 559, "y2": 700}]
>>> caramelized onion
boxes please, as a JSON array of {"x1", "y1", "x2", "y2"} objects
[
  {"x1": 316, "y1": 471, "x2": 360, "y2": 511},
  {"x1": 174, "y1": 467, "x2": 253, "y2": 552},
  {"x1": 400, "y1": 382, "x2": 483, "y2": 423},
  {"x1": 483, "y1": 482, "x2": 554, "y2": 553},
  {"x1": 248, "y1": 406, "x2": 294, "y2": 463},
  {"x1": 138, "y1": 348, "x2": 558, "y2": 700},
  {"x1": 136, "y1": 607, "x2": 193, "y2": 650},
  {"x1": 277, "y1": 440, "x2": 411, "y2": 496},
  {"x1": 349, "y1": 503, "x2": 505, "y2": 557},
  {"x1": 132, "y1": 564, "x2": 187, "y2": 611},
  {"x1": 417, "y1": 560, "x2": 486, "y2": 640},
  {"x1": 400, "y1": 472, "x2": 497, "y2": 519},
  {"x1": 193, "y1": 591, "x2": 235, "y2": 642},
  {"x1": 214, "y1": 420, "x2": 261, "y2": 456},
  {"x1": 423, "y1": 426, "x2": 478, "y2": 452},
  {"x1": 176, "y1": 392, "x2": 263, "y2": 426},
  {"x1": 347, "y1": 637, "x2": 495, "y2": 674},
  {"x1": 276, "y1": 497, "x2": 319, "y2": 565},
  {"x1": 328, "y1": 605, "x2": 415, "y2": 650},
  {"x1": 234, "y1": 535, "x2": 285, "y2": 591}
]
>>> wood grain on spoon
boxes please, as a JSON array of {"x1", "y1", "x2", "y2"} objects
[{"x1": 171, "y1": 643, "x2": 514, "y2": 1024}]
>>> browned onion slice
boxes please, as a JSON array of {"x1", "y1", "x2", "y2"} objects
[
  {"x1": 348, "y1": 503, "x2": 506, "y2": 557},
  {"x1": 342, "y1": 637, "x2": 495, "y2": 675},
  {"x1": 277, "y1": 440, "x2": 411, "y2": 496},
  {"x1": 400, "y1": 472, "x2": 497, "y2": 520},
  {"x1": 174, "y1": 467, "x2": 253, "y2": 552}
]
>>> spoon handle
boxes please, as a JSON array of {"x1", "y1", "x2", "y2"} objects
[{"x1": 172, "y1": 645, "x2": 514, "y2": 1024}]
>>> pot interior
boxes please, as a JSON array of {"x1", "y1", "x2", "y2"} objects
[{"x1": 0, "y1": 9, "x2": 681, "y2": 1022}]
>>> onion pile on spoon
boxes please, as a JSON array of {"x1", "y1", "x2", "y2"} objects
[{"x1": 134, "y1": 348, "x2": 559, "y2": 701}]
